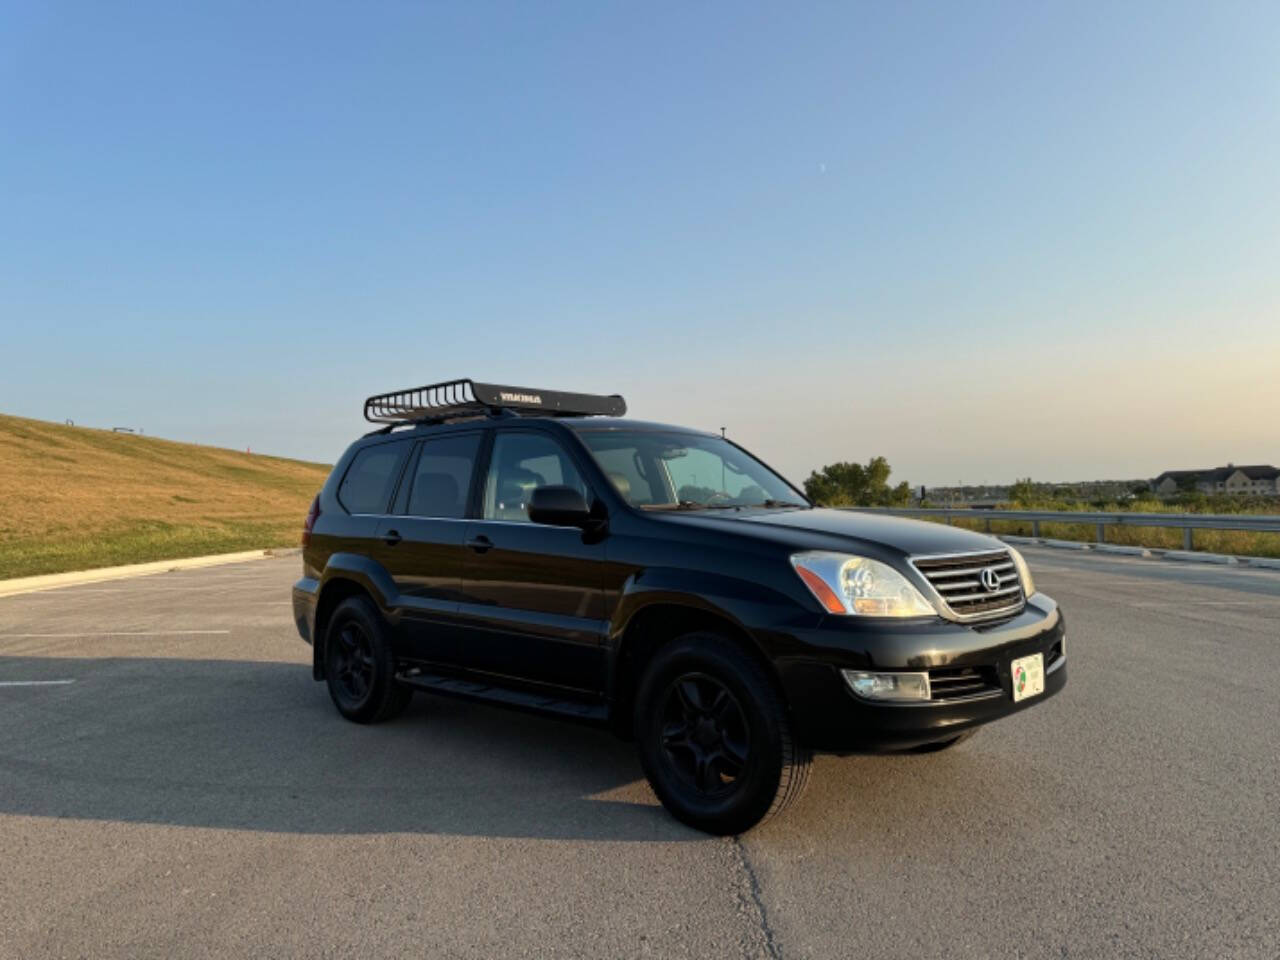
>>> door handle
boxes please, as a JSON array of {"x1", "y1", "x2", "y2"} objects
[
  {"x1": 383, "y1": 529, "x2": 402, "y2": 546},
  {"x1": 466, "y1": 535, "x2": 493, "y2": 553}
]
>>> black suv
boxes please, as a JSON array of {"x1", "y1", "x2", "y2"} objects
[{"x1": 293, "y1": 379, "x2": 1065, "y2": 834}]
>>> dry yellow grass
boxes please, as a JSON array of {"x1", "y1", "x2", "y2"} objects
[{"x1": 0, "y1": 413, "x2": 331, "y2": 579}]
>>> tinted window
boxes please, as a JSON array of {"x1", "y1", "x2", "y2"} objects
[
  {"x1": 589, "y1": 445, "x2": 655, "y2": 505},
  {"x1": 337, "y1": 441, "x2": 410, "y2": 514},
  {"x1": 405, "y1": 434, "x2": 480, "y2": 519},
  {"x1": 483, "y1": 432, "x2": 586, "y2": 522}
]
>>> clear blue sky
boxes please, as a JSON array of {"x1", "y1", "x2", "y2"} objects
[{"x1": 2, "y1": 1, "x2": 1277, "y2": 486}]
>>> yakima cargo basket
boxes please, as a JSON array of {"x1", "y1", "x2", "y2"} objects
[{"x1": 363, "y1": 379, "x2": 626, "y2": 424}]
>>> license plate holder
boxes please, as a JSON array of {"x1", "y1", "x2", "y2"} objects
[{"x1": 1011, "y1": 653, "x2": 1045, "y2": 702}]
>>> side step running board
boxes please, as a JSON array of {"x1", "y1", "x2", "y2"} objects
[{"x1": 397, "y1": 671, "x2": 608, "y2": 725}]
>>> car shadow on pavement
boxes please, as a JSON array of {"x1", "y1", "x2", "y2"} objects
[{"x1": 0, "y1": 655, "x2": 700, "y2": 843}]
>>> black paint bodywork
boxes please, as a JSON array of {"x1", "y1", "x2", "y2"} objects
[{"x1": 293, "y1": 416, "x2": 1065, "y2": 751}]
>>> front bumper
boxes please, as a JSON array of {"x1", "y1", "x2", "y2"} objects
[
  {"x1": 772, "y1": 593, "x2": 1066, "y2": 752},
  {"x1": 292, "y1": 576, "x2": 320, "y2": 646}
]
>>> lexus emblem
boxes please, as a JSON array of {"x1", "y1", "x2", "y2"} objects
[{"x1": 979, "y1": 567, "x2": 1002, "y2": 592}]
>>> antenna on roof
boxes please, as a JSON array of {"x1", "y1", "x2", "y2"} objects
[{"x1": 363, "y1": 378, "x2": 626, "y2": 425}]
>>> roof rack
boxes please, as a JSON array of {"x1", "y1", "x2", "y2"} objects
[{"x1": 363, "y1": 378, "x2": 627, "y2": 425}]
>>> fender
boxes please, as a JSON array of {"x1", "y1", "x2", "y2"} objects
[
  {"x1": 310, "y1": 554, "x2": 402, "y2": 679},
  {"x1": 605, "y1": 566, "x2": 806, "y2": 699},
  {"x1": 317, "y1": 552, "x2": 401, "y2": 617}
]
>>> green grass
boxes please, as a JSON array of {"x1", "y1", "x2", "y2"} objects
[
  {"x1": 0, "y1": 413, "x2": 332, "y2": 579},
  {"x1": 0, "y1": 519, "x2": 302, "y2": 580}
]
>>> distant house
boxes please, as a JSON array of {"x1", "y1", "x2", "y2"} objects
[{"x1": 1151, "y1": 464, "x2": 1280, "y2": 496}]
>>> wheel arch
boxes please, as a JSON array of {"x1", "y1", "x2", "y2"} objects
[
  {"x1": 608, "y1": 597, "x2": 787, "y2": 739},
  {"x1": 311, "y1": 556, "x2": 397, "y2": 680}
]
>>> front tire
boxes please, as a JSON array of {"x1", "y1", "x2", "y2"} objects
[
  {"x1": 634, "y1": 632, "x2": 810, "y2": 835},
  {"x1": 323, "y1": 596, "x2": 411, "y2": 724}
]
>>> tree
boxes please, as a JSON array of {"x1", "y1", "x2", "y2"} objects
[
  {"x1": 803, "y1": 456, "x2": 910, "y2": 507},
  {"x1": 889, "y1": 480, "x2": 911, "y2": 506},
  {"x1": 1009, "y1": 477, "x2": 1038, "y2": 505}
]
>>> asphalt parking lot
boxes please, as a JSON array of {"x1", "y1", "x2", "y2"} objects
[{"x1": 1, "y1": 547, "x2": 1277, "y2": 959}]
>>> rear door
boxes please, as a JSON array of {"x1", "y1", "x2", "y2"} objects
[
  {"x1": 374, "y1": 432, "x2": 482, "y2": 663},
  {"x1": 456, "y1": 428, "x2": 608, "y2": 692},
  {"x1": 330, "y1": 437, "x2": 414, "y2": 570}
]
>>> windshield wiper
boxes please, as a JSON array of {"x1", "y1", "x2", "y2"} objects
[{"x1": 759, "y1": 499, "x2": 807, "y2": 508}]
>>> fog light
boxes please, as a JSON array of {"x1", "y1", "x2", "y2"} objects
[{"x1": 842, "y1": 670, "x2": 931, "y2": 702}]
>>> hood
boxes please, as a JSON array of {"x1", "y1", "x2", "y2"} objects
[{"x1": 661, "y1": 507, "x2": 1004, "y2": 557}]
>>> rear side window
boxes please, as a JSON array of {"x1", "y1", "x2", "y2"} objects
[
  {"x1": 405, "y1": 434, "x2": 480, "y2": 519},
  {"x1": 337, "y1": 441, "x2": 410, "y2": 514}
]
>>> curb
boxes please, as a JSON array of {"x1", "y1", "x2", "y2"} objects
[
  {"x1": 1041, "y1": 539, "x2": 1091, "y2": 550},
  {"x1": 1015, "y1": 541, "x2": 1279, "y2": 570},
  {"x1": 1095, "y1": 545, "x2": 1152, "y2": 557},
  {"x1": 1161, "y1": 550, "x2": 1238, "y2": 566},
  {"x1": 0, "y1": 548, "x2": 300, "y2": 599}
]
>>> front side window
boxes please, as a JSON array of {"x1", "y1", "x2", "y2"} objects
[
  {"x1": 337, "y1": 440, "x2": 411, "y2": 514},
  {"x1": 405, "y1": 434, "x2": 480, "y2": 519},
  {"x1": 482, "y1": 432, "x2": 586, "y2": 522},
  {"x1": 577, "y1": 431, "x2": 805, "y2": 509},
  {"x1": 589, "y1": 445, "x2": 656, "y2": 505}
]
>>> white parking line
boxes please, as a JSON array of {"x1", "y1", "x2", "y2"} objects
[
  {"x1": 7, "y1": 588, "x2": 128, "y2": 595},
  {"x1": 0, "y1": 630, "x2": 231, "y2": 638},
  {"x1": 0, "y1": 679, "x2": 76, "y2": 687}
]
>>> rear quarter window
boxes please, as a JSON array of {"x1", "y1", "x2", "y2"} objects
[{"x1": 337, "y1": 441, "x2": 410, "y2": 514}]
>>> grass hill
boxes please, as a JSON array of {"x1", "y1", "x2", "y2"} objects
[{"x1": 0, "y1": 413, "x2": 331, "y2": 580}]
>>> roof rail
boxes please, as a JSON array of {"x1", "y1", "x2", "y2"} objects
[{"x1": 363, "y1": 379, "x2": 626, "y2": 425}]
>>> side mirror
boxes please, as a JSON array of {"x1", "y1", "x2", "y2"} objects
[{"x1": 527, "y1": 485, "x2": 593, "y2": 528}]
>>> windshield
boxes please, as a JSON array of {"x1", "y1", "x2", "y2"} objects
[{"x1": 577, "y1": 430, "x2": 808, "y2": 510}]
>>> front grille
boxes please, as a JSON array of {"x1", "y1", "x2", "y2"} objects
[
  {"x1": 911, "y1": 550, "x2": 1025, "y2": 621},
  {"x1": 928, "y1": 665, "x2": 1001, "y2": 701}
]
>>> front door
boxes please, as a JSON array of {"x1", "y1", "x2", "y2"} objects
[{"x1": 457, "y1": 428, "x2": 608, "y2": 693}]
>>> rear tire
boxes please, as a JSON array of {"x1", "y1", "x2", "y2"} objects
[
  {"x1": 634, "y1": 632, "x2": 810, "y2": 835},
  {"x1": 323, "y1": 596, "x2": 412, "y2": 724}
]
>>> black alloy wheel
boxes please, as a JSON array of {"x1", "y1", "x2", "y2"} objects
[
  {"x1": 331, "y1": 621, "x2": 375, "y2": 705},
  {"x1": 634, "y1": 632, "x2": 811, "y2": 835},
  {"x1": 659, "y1": 673, "x2": 750, "y2": 797},
  {"x1": 323, "y1": 595, "x2": 412, "y2": 724}
]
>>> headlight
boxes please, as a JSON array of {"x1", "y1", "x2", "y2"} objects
[
  {"x1": 1009, "y1": 547, "x2": 1036, "y2": 596},
  {"x1": 790, "y1": 551, "x2": 936, "y2": 617}
]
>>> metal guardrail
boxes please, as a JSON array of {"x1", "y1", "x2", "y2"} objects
[{"x1": 845, "y1": 507, "x2": 1280, "y2": 551}]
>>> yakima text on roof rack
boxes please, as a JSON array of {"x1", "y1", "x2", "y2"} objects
[{"x1": 363, "y1": 378, "x2": 626, "y2": 424}]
